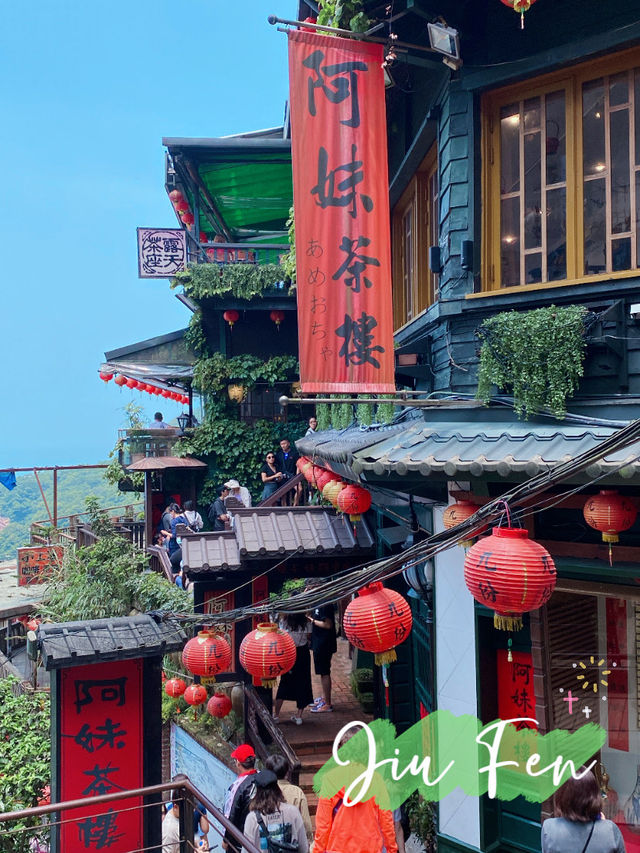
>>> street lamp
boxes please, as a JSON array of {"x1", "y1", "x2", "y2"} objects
[{"x1": 177, "y1": 413, "x2": 191, "y2": 433}]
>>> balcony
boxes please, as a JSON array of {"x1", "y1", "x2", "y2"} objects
[
  {"x1": 191, "y1": 239, "x2": 288, "y2": 269},
  {"x1": 117, "y1": 428, "x2": 181, "y2": 467}
]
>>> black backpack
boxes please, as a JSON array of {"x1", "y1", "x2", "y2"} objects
[{"x1": 255, "y1": 814, "x2": 299, "y2": 852}]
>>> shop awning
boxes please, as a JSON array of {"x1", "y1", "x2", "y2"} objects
[
  {"x1": 164, "y1": 137, "x2": 292, "y2": 241},
  {"x1": 126, "y1": 457, "x2": 206, "y2": 471}
]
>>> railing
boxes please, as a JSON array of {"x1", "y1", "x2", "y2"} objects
[
  {"x1": 118, "y1": 428, "x2": 181, "y2": 465},
  {"x1": 147, "y1": 545, "x2": 175, "y2": 583},
  {"x1": 30, "y1": 503, "x2": 144, "y2": 548},
  {"x1": 259, "y1": 472, "x2": 308, "y2": 507},
  {"x1": 243, "y1": 683, "x2": 301, "y2": 786},
  {"x1": 194, "y1": 241, "x2": 289, "y2": 269},
  {"x1": 0, "y1": 775, "x2": 260, "y2": 853}
]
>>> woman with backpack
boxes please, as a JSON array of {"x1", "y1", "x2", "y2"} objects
[
  {"x1": 183, "y1": 500, "x2": 203, "y2": 532},
  {"x1": 242, "y1": 770, "x2": 308, "y2": 853}
]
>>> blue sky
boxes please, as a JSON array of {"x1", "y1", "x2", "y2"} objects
[{"x1": 1, "y1": 0, "x2": 296, "y2": 468}]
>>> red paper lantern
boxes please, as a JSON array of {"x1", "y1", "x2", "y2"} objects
[
  {"x1": 464, "y1": 526, "x2": 556, "y2": 631},
  {"x1": 301, "y1": 16, "x2": 318, "y2": 31},
  {"x1": 270, "y1": 310, "x2": 285, "y2": 328},
  {"x1": 239, "y1": 623, "x2": 296, "y2": 687},
  {"x1": 169, "y1": 189, "x2": 184, "y2": 203},
  {"x1": 207, "y1": 692, "x2": 233, "y2": 719},
  {"x1": 443, "y1": 500, "x2": 488, "y2": 548},
  {"x1": 175, "y1": 200, "x2": 189, "y2": 213},
  {"x1": 99, "y1": 371, "x2": 113, "y2": 382},
  {"x1": 114, "y1": 375, "x2": 127, "y2": 387},
  {"x1": 144, "y1": 384, "x2": 154, "y2": 393},
  {"x1": 182, "y1": 630, "x2": 232, "y2": 685},
  {"x1": 161, "y1": 389, "x2": 170, "y2": 398},
  {"x1": 181, "y1": 212, "x2": 195, "y2": 226},
  {"x1": 184, "y1": 684, "x2": 208, "y2": 706},
  {"x1": 500, "y1": 0, "x2": 537, "y2": 27},
  {"x1": 223, "y1": 309, "x2": 240, "y2": 328},
  {"x1": 27, "y1": 617, "x2": 41, "y2": 633},
  {"x1": 199, "y1": 231, "x2": 208, "y2": 243},
  {"x1": 126, "y1": 378, "x2": 137, "y2": 389},
  {"x1": 164, "y1": 677, "x2": 187, "y2": 698},
  {"x1": 337, "y1": 484, "x2": 372, "y2": 521},
  {"x1": 296, "y1": 456, "x2": 312, "y2": 473},
  {"x1": 315, "y1": 468, "x2": 340, "y2": 492},
  {"x1": 343, "y1": 581, "x2": 413, "y2": 665},
  {"x1": 583, "y1": 490, "x2": 637, "y2": 544}
]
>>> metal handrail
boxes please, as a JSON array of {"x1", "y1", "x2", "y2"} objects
[
  {"x1": 0, "y1": 775, "x2": 261, "y2": 853},
  {"x1": 243, "y1": 683, "x2": 301, "y2": 786},
  {"x1": 259, "y1": 472, "x2": 307, "y2": 507}
]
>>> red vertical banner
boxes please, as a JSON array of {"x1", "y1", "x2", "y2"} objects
[
  {"x1": 497, "y1": 649, "x2": 538, "y2": 731},
  {"x1": 59, "y1": 659, "x2": 143, "y2": 851},
  {"x1": 288, "y1": 30, "x2": 395, "y2": 393},
  {"x1": 606, "y1": 597, "x2": 629, "y2": 751}
]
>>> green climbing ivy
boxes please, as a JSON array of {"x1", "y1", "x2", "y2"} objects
[
  {"x1": 0, "y1": 678, "x2": 51, "y2": 853},
  {"x1": 172, "y1": 262, "x2": 290, "y2": 300},
  {"x1": 184, "y1": 309, "x2": 208, "y2": 357},
  {"x1": 317, "y1": 0, "x2": 371, "y2": 31},
  {"x1": 193, "y1": 353, "x2": 298, "y2": 400},
  {"x1": 476, "y1": 304, "x2": 588, "y2": 419},
  {"x1": 279, "y1": 206, "x2": 297, "y2": 287}
]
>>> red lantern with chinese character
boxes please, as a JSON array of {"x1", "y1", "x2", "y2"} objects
[
  {"x1": 443, "y1": 500, "x2": 487, "y2": 549},
  {"x1": 464, "y1": 526, "x2": 556, "y2": 631},
  {"x1": 270, "y1": 310, "x2": 285, "y2": 330},
  {"x1": 99, "y1": 371, "x2": 113, "y2": 382},
  {"x1": 337, "y1": 484, "x2": 372, "y2": 521},
  {"x1": 343, "y1": 581, "x2": 413, "y2": 665},
  {"x1": 184, "y1": 683, "x2": 208, "y2": 706},
  {"x1": 323, "y1": 480, "x2": 346, "y2": 508},
  {"x1": 315, "y1": 468, "x2": 340, "y2": 492},
  {"x1": 583, "y1": 490, "x2": 637, "y2": 543},
  {"x1": 223, "y1": 309, "x2": 240, "y2": 329},
  {"x1": 500, "y1": 0, "x2": 537, "y2": 27},
  {"x1": 164, "y1": 677, "x2": 187, "y2": 698},
  {"x1": 114, "y1": 375, "x2": 127, "y2": 387},
  {"x1": 182, "y1": 630, "x2": 232, "y2": 685},
  {"x1": 207, "y1": 692, "x2": 233, "y2": 718},
  {"x1": 239, "y1": 623, "x2": 296, "y2": 687}
]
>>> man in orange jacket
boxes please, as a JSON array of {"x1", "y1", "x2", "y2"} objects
[{"x1": 312, "y1": 788, "x2": 398, "y2": 853}]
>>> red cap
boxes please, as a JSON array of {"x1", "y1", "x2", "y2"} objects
[{"x1": 231, "y1": 744, "x2": 255, "y2": 763}]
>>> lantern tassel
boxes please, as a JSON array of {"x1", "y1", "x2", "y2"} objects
[
  {"x1": 261, "y1": 678, "x2": 278, "y2": 689},
  {"x1": 520, "y1": 11, "x2": 524, "y2": 28},
  {"x1": 375, "y1": 649, "x2": 398, "y2": 666},
  {"x1": 494, "y1": 613, "x2": 523, "y2": 632},
  {"x1": 507, "y1": 637, "x2": 513, "y2": 663},
  {"x1": 608, "y1": 543, "x2": 613, "y2": 567}
]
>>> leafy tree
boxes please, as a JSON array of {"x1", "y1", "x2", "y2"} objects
[
  {"x1": 0, "y1": 678, "x2": 50, "y2": 853},
  {"x1": 41, "y1": 500, "x2": 191, "y2": 622}
]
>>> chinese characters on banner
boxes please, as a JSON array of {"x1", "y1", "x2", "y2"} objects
[
  {"x1": 497, "y1": 649, "x2": 538, "y2": 732},
  {"x1": 17, "y1": 545, "x2": 63, "y2": 586},
  {"x1": 137, "y1": 228, "x2": 187, "y2": 278},
  {"x1": 59, "y1": 660, "x2": 143, "y2": 851},
  {"x1": 288, "y1": 31, "x2": 395, "y2": 393}
]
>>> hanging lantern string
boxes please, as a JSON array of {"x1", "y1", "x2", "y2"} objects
[
  {"x1": 121, "y1": 419, "x2": 640, "y2": 635},
  {"x1": 496, "y1": 498, "x2": 512, "y2": 528}
]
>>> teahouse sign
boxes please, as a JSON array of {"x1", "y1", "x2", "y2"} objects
[
  {"x1": 288, "y1": 31, "x2": 395, "y2": 393},
  {"x1": 137, "y1": 227, "x2": 187, "y2": 278}
]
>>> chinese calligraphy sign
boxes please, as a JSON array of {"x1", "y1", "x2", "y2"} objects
[
  {"x1": 497, "y1": 649, "x2": 538, "y2": 732},
  {"x1": 137, "y1": 228, "x2": 186, "y2": 278},
  {"x1": 17, "y1": 545, "x2": 63, "y2": 586},
  {"x1": 60, "y1": 660, "x2": 143, "y2": 851},
  {"x1": 288, "y1": 31, "x2": 395, "y2": 392}
]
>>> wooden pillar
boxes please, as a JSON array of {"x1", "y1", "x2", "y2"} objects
[{"x1": 144, "y1": 472, "x2": 154, "y2": 548}]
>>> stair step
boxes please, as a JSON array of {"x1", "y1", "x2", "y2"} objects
[{"x1": 293, "y1": 739, "x2": 336, "y2": 756}]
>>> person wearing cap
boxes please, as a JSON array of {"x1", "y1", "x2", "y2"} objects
[
  {"x1": 223, "y1": 744, "x2": 258, "y2": 852},
  {"x1": 242, "y1": 769, "x2": 308, "y2": 853},
  {"x1": 224, "y1": 479, "x2": 252, "y2": 508}
]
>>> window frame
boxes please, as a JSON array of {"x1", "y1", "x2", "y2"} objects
[
  {"x1": 481, "y1": 46, "x2": 640, "y2": 295},
  {"x1": 392, "y1": 145, "x2": 438, "y2": 329}
]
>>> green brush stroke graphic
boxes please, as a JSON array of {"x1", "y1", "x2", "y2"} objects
[{"x1": 314, "y1": 712, "x2": 606, "y2": 809}]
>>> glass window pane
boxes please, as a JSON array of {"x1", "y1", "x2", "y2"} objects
[
  {"x1": 546, "y1": 187, "x2": 567, "y2": 281},
  {"x1": 612, "y1": 237, "x2": 631, "y2": 271},
  {"x1": 584, "y1": 178, "x2": 606, "y2": 275},
  {"x1": 583, "y1": 79, "x2": 606, "y2": 177},
  {"x1": 524, "y1": 130, "x2": 542, "y2": 249},
  {"x1": 501, "y1": 196, "x2": 520, "y2": 287},
  {"x1": 525, "y1": 253, "x2": 542, "y2": 284},
  {"x1": 610, "y1": 71, "x2": 628, "y2": 107},
  {"x1": 501, "y1": 104, "x2": 520, "y2": 195},
  {"x1": 524, "y1": 97, "x2": 540, "y2": 131},
  {"x1": 611, "y1": 108, "x2": 631, "y2": 234},
  {"x1": 546, "y1": 90, "x2": 566, "y2": 185}
]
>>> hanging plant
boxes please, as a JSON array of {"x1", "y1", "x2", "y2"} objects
[
  {"x1": 376, "y1": 395, "x2": 395, "y2": 424},
  {"x1": 184, "y1": 310, "x2": 209, "y2": 357},
  {"x1": 172, "y1": 262, "x2": 291, "y2": 301},
  {"x1": 476, "y1": 304, "x2": 588, "y2": 419},
  {"x1": 279, "y1": 206, "x2": 297, "y2": 287},
  {"x1": 317, "y1": 0, "x2": 372, "y2": 31},
  {"x1": 316, "y1": 403, "x2": 331, "y2": 431},
  {"x1": 331, "y1": 395, "x2": 354, "y2": 430}
]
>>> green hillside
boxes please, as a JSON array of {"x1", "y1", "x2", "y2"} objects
[{"x1": 0, "y1": 469, "x2": 133, "y2": 561}]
